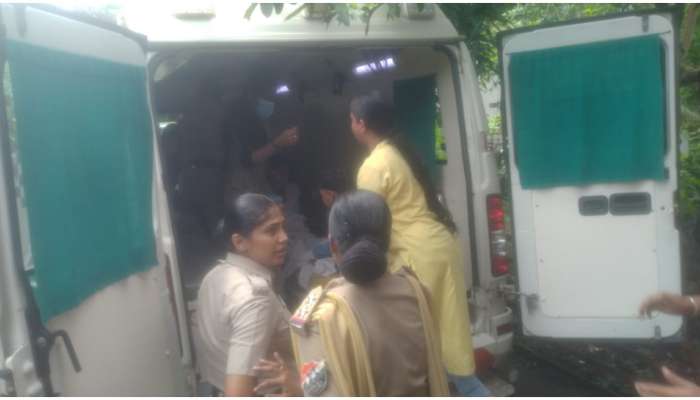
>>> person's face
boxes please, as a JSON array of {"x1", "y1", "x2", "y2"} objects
[
  {"x1": 350, "y1": 112, "x2": 367, "y2": 143},
  {"x1": 232, "y1": 206, "x2": 288, "y2": 269},
  {"x1": 319, "y1": 189, "x2": 338, "y2": 209}
]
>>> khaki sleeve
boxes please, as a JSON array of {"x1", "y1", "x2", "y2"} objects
[
  {"x1": 356, "y1": 162, "x2": 389, "y2": 197},
  {"x1": 225, "y1": 292, "x2": 276, "y2": 376}
]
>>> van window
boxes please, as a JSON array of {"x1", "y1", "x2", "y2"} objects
[
  {"x1": 5, "y1": 40, "x2": 156, "y2": 322},
  {"x1": 394, "y1": 74, "x2": 440, "y2": 180},
  {"x1": 509, "y1": 35, "x2": 666, "y2": 189}
]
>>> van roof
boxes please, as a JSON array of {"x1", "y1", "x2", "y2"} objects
[{"x1": 120, "y1": 3, "x2": 461, "y2": 48}]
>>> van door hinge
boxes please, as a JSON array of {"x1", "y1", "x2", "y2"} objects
[
  {"x1": 497, "y1": 283, "x2": 539, "y2": 302},
  {"x1": 0, "y1": 367, "x2": 16, "y2": 396}
]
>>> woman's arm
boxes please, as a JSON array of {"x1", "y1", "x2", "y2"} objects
[
  {"x1": 224, "y1": 292, "x2": 277, "y2": 395},
  {"x1": 251, "y1": 127, "x2": 299, "y2": 164},
  {"x1": 639, "y1": 292, "x2": 700, "y2": 317},
  {"x1": 224, "y1": 375, "x2": 258, "y2": 397}
]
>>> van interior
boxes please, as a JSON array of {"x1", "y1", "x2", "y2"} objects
[{"x1": 150, "y1": 46, "x2": 472, "y2": 307}]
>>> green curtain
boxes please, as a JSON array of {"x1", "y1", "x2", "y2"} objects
[
  {"x1": 509, "y1": 35, "x2": 666, "y2": 189},
  {"x1": 393, "y1": 75, "x2": 439, "y2": 179},
  {"x1": 6, "y1": 40, "x2": 156, "y2": 322}
]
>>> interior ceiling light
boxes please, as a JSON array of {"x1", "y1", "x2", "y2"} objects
[
  {"x1": 275, "y1": 84, "x2": 290, "y2": 95},
  {"x1": 354, "y1": 57, "x2": 396, "y2": 76}
]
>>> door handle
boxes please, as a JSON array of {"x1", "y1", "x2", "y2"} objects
[{"x1": 49, "y1": 330, "x2": 81, "y2": 373}]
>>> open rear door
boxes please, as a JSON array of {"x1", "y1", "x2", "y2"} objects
[
  {"x1": 0, "y1": 5, "x2": 192, "y2": 395},
  {"x1": 500, "y1": 10, "x2": 683, "y2": 339}
]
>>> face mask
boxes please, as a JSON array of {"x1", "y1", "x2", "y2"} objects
[{"x1": 256, "y1": 98, "x2": 275, "y2": 120}]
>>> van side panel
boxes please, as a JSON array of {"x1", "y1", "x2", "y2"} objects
[{"x1": 1, "y1": 5, "x2": 190, "y2": 395}]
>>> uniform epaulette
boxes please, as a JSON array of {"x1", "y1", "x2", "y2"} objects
[
  {"x1": 290, "y1": 286, "x2": 325, "y2": 335},
  {"x1": 218, "y1": 258, "x2": 270, "y2": 295}
]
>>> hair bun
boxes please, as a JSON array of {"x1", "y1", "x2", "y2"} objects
[{"x1": 339, "y1": 239, "x2": 386, "y2": 285}]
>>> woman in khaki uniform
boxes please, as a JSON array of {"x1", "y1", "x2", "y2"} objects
[
  {"x1": 193, "y1": 194, "x2": 293, "y2": 396},
  {"x1": 254, "y1": 190, "x2": 449, "y2": 396}
]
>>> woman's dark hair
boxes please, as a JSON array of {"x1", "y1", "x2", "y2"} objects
[
  {"x1": 220, "y1": 193, "x2": 278, "y2": 250},
  {"x1": 350, "y1": 95, "x2": 457, "y2": 233},
  {"x1": 329, "y1": 190, "x2": 391, "y2": 285}
]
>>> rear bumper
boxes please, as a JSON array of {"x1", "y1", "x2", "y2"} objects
[{"x1": 473, "y1": 306, "x2": 514, "y2": 365}]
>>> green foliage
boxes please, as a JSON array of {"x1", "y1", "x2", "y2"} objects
[
  {"x1": 680, "y1": 86, "x2": 700, "y2": 222},
  {"x1": 446, "y1": 3, "x2": 655, "y2": 80},
  {"x1": 439, "y1": 4, "x2": 515, "y2": 81}
]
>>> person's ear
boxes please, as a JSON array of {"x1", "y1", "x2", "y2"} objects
[{"x1": 232, "y1": 233, "x2": 248, "y2": 254}]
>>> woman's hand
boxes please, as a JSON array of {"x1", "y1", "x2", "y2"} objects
[
  {"x1": 253, "y1": 352, "x2": 303, "y2": 397},
  {"x1": 273, "y1": 127, "x2": 300, "y2": 149},
  {"x1": 639, "y1": 293, "x2": 696, "y2": 318},
  {"x1": 635, "y1": 366, "x2": 700, "y2": 396}
]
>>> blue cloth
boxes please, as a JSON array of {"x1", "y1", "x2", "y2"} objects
[
  {"x1": 311, "y1": 239, "x2": 332, "y2": 259},
  {"x1": 448, "y1": 374, "x2": 491, "y2": 397}
]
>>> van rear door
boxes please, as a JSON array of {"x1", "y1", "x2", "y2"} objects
[
  {"x1": 500, "y1": 10, "x2": 682, "y2": 339},
  {"x1": 0, "y1": 5, "x2": 193, "y2": 395}
]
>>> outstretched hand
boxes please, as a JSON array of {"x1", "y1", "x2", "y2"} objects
[
  {"x1": 639, "y1": 293, "x2": 693, "y2": 318},
  {"x1": 274, "y1": 127, "x2": 300, "y2": 148},
  {"x1": 635, "y1": 366, "x2": 700, "y2": 397},
  {"x1": 253, "y1": 352, "x2": 302, "y2": 397}
]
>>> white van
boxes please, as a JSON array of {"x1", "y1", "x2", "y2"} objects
[{"x1": 0, "y1": 3, "x2": 680, "y2": 396}]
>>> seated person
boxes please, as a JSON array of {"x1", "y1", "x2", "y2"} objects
[
  {"x1": 298, "y1": 168, "x2": 355, "y2": 289},
  {"x1": 263, "y1": 157, "x2": 315, "y2": 308}
]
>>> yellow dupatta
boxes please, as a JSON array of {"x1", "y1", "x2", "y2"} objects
[{"x1": 291, "y1": 272, "x2": 449, "y2": 396}]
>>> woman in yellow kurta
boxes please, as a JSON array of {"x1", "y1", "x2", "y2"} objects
[{"x1": 348, "y1": 95, "x2": 489, "y2": 396}]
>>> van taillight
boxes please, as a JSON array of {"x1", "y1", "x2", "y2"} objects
[
  {"x1": 487, "y1": 194, "x2": 510, "y2": 276},
  {"x1": 474, "y1": 348, "x2": 495, "y2": 375},
  {"x1": 496, "y1": 322, "x2": 514, "y2": 336}
]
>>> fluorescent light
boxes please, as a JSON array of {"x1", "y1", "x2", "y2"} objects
[
  {"x1": 275, "y1": 84, "x2": 290, "y2": 95},
  {"x1": 353, "y1": 56, "x2": 397, "y2": 76},
  {"x1": 354, "y1": 65, "x2": 372, "y2": 75}
]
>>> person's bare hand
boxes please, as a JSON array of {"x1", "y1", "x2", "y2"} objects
[
  {"x1": 253, "y1": 352, "x2": 302, "y2": 397},
  {"x1": 274, "y1": 127, "x2": 300, "y2": 148},
  {"x1": 635, "y1": 366, "x2": 700, "y2": 396},
  {"x1": 639, "y1": 292, "x2": 692, "y2": 318}
]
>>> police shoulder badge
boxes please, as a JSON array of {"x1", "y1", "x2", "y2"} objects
[
  {"x1": 290, "y1": 286, "x2": 324, "y2": 333},
  {"x1": 300, "y1": 360, "x2": 329, "y2": 397}
]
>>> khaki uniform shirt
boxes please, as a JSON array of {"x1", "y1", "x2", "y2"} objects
[
  {"x1": 292, "y1": 271, "x2": 436, "y2": 396},
  {"x1": 193, "y1": 253, "x2": 291, "y2": 391}
]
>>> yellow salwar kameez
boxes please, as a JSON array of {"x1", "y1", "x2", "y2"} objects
[{"x1": 356, "y1": 140, "x2": 475, "y2": 376}]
